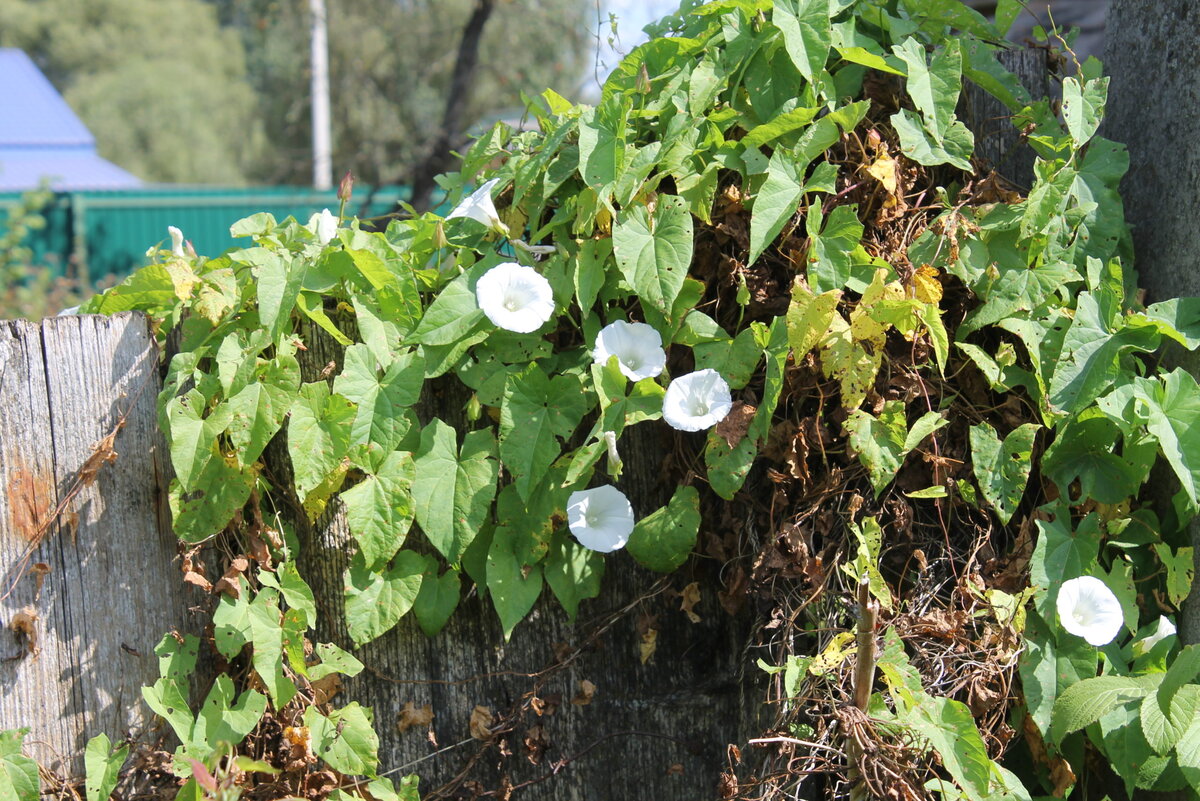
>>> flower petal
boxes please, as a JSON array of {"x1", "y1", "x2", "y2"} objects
[
  {"x1": 594, "y1": 320, "x2": 667, "y2": 381},
  {"x1": 308, "y1": 208, "x2": 338, "y2": 245},
  {"x1": 567, "y1": 485, "x2": 635, "y2": 552},
  {"x1": 447, "y1": 178, "x2": 504, "y2": 231},
  {"x1": 1057, "y1": 575, "x2": 1124, "y2": 647},
  {"x1": 662, "y1": 369, "x2": 733, "y2": 432},
  {"x1": 475, "y1": 262, "x2": 556, "y2": 333},
  {"x1": 168, "y1": 226, "x2": 185, "y2": 258}
]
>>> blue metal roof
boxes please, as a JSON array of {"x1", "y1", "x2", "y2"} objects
[{"x1": 0, "y1": 48, "x2": 140, "y2": 191}]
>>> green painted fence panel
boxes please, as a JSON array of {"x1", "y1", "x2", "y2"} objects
[{"x1": 2, "y1": 185, "x2": 409, "y2": 283}]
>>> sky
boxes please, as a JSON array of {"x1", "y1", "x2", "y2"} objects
[{"x1": 584, "y1": 0, "x2": 680, "y2": 95}]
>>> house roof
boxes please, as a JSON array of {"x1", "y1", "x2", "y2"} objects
[{"x1": 0, "y1": 48, "x2": 141, "y2": 191}]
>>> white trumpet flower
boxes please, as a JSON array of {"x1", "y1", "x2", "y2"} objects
[
  {"x1": 475, "y1": 262, "x2": 555, "y2": 333},
  {"x1": 1057, "y1": 576, "x2": 1124, "y2": 647},
  {"x1": 662, "y1": 369, "x2": 733, "y2": 432},
  {"x1": 447, "y1": 178, "x2": 509, "y2": 234},
  {"x1": 593, "y1": 320, "x2": 667, "y2": 382},
  {"x1": 308, "y1": 208, "x2": 338, "y2": 245},
  {"x1": 566, "y1": 485, "x2": 635, "y2": 553},
  {"x1": 1142, "y1": 615, "x2": 1177, "y2": 650},
  {"x1": 168, "y1": 226, "x2": 186, "y2": 258},
  {"x1": 604, "y1": 430, "x2": 623, "y2": 476}
]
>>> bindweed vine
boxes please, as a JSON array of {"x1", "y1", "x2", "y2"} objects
[{"x1": 49, "y1": 0, "x2": 1200, "y2": 798}]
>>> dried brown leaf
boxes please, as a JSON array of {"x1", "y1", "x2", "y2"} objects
[
  {"x1": 680, "y1": 581, "x2": 702, "y2": 623},
  {"x1": 469, "y1": 705, "x2": 494, "y2": 740},
  {"x1": 9, "y1": 606, "x2": 37, "y2": 658},
  {"x1": 571, "y1": 679, "x2": 597, "y2": 706},
  {"x1": 397, "y1": 701, "x2": 433, "y2": 733}
]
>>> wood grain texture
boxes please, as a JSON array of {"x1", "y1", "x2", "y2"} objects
[
  {"x1": 960, "y1": 47, "x2": 1049, "y2": 191},
  {"x1": 1105, "y1": 0, "x2": 1200, "y2": 658},
  {"x1": 269, "y1": 319, "x2": 758, "y2": 801},
  {"x1": 0, "y1": 312, "x2": 190, "y2": 778}
]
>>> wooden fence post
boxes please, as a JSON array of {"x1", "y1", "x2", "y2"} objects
[{"x1": 0, "y1": 312, "x2": 192, "y2": 778}]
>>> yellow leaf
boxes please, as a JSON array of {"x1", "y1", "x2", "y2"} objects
[
  {"x1": 866, "y1": 150, "x2": 898, "y2": 195},
  {"x1": 808, "y1": 631, "x2": 856, "y2": 676},
  {"x1": 819, "y1": 313, "x2": 881, "y2": 412},
  {"x1": 909, "y1": 264, "x2": 943, "y2": 305}
]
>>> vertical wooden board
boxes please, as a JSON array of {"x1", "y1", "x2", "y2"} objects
[
  {"x1": 39, "y1": 312, "x2": 185, "y2": 776},
  {"x1": 0, "y1": 319, "x2": 79, "y2": 773},
  {"x1": 961, "y1": 48, "x2": 1048, "y2": 190},
  {"x1": 282, "y1": 321, "x2": 753, "y2": 801}
]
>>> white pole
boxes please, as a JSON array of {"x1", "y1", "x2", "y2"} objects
[{"x1": 310, "y1": 0, "x2": 333, "y2": 190}]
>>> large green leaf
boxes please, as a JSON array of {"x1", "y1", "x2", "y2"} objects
[
  {"x1": 407, "y1": 270, "x2": 485, "y2": 346},
  {"x1": 412, "y1": 558, "x2": 461, "y2": 637},
  {"x1": 1175, "y1": 716, "x2": 1200, "y2": 790},
  {"x1": 84, "y1": 734, "x2": 128, "y2": 801},
  {"x1": 543, "y1": 532, "x2": 605, "y2": 622},
  {"x1": 1062, "y1": 76, "x2": 1108, "y2": 147},
  {"x1": 891, "y1": 108, "x2": 974, "y2": 172},
  {"x1": 772, "y1": 0, "x2": 831, "y2": 81},
  {"x1": 806, "y1": 204, "x2": 867, "y2": 293},
  {"x1": 190, "y1": 675, "x2": 267, "y2": 755},
  {"x1": 164, "y1": 389, "x2": 232, "y2": 492},
  {"x1": 748, "y1": 151, "x2": 804, "y2": 267},
  {"x1": 578, "y1": 93, "x2": 628, "y2": 191},
  {"x1": 500, "y1": 366, "x2": 589, "y2": 501},
  {"x1": 612, "y1": 195, "x2": 694, "y2": 318},
  {"x1": 487, "y1": 526, "x2": 544, "y2": 639},
  {"x1": 247, "y1": 587, "x2": 295, "y2": 707},
  {"x1": 287, "y1": 382, "x2": 356, "y2": 504},
  {"x1": 334, "y1": 345, "x2": 425, "y2": 453},
  {"x1": 627, "y1": 486, "x2": 701, "y2": 573},
  {"x1": 0, "y1": 730, "x2": 39, "y2": 801},
  {"x1": 892, "y1": 38, "x2": 961, "y2": 141},
  {"x1": 1041, "y1": 417, "x2": 1144, "y2": 504},
  {"x1": 897, "y1": 695, "x2": 993, "y2": 801},
  {"x1": 969, "y1": 422, "x2": 1039, "y2": 524},
  {"x1": 1049, "y1": 674, "x2": 1159, "y2": 744},
  {"x1": 1137, "y1": 369, "x2": 1200, "y2": 506},
  {"x1": 847, "y1": 402, "x2": 947, "y2": 497},
  {"x1": 341, "y1": 450, "x2": 416, "y2": 568},
  {"x1": 344, "y1": 551, "x2": 425, "y2": 645},
  {"x1": 168, "y1": 453, "x2": 256, "y2": 543},
  {"x1": 1142, "y1": 684, "x2": 1200, "y2": 755},
  {"x1": 411, "y1": 422, "x2": 499, "y2": 564},
  {"x1": 1049, "y1": 293, "x2": 1160, "y2": 416},
  {"x1": 226, "y1": 354, "x2": 300, "y2": 467},
  {"x1": 304, "y1": 703, "x2": 379, "y2": 777}
]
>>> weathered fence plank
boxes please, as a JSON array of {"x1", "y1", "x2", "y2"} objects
[{"x1": 0, "y1": 312, "x2": 189, "y2": 777}]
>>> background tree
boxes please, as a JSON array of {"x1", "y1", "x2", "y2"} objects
[
  {"x1": 208, "y1": 0, "x2": 592, "y2": 193},
  {"x1": 0, "y1": 0, "x2": 265, "y2": 184},
  {"x1": 0, "y1": 0, "x2": 591, "y2": 188}
]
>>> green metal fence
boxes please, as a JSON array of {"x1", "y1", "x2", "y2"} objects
[{"x1": 0, "y1": 185, "x2": 409, "y2": 284}]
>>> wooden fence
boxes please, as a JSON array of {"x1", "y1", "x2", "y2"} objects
[{"x1": 0, "y1": 312, "x2": 192, "y2": 777}]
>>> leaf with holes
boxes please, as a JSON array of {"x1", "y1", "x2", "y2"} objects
[
  {"x1": 612, "y1": 195, "x2": 693, "y2": 318},
  {"x1": 970, "y1": 422, "x2": 1039, "y2": 524}
]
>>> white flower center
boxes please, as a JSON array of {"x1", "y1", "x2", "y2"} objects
[
  {"x1": 624, "y1": 356, "x2": 641, "y2": 370},
  {"x1": 1072, "y1": 607, "x2": 1094, "y2": 627},
  {"x1": 585, "y1": 511, "x2": 601, "y2": 528},
  {"x1": 504, "y1": 295, "x2": 520, "y2": 311},
  {"x1": 690, "y1": 399, "x2": 709, "y2": 417}
]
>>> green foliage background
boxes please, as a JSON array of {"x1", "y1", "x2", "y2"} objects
[
  {"x1": 9, "y1": 1, "x2": 1200, "y2": 799},
  {"x1": 0, "y1": 0, "x2": 592, "y2": 186}
]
